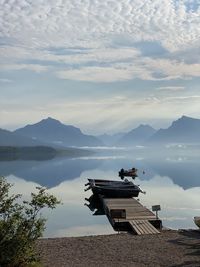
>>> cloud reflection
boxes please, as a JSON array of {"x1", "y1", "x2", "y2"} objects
[
  {"x1": 138, "y1": 175, "x2": 200, "y2": 229},
  {"x1": 4, "y1": 158, "x2": 200, "y2": 236},
  {"x1": 49, "y1": 224, "x2": 115, "y2": 238}
]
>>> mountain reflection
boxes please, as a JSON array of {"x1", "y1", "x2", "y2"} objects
[
  {"x1": 2, "y1": 148, "x2": 200, "y2": 236},
  {"x1": 0, "y1": 148, "x2": 200, "y2": 189},
  {"x1": 0, "y1": 157, "x2": 101, "y2": 188},
  {"x1": 144, "y1": 157, "x2": 200, "y2": 189}
]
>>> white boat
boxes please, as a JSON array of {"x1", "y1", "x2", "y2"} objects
[{"x1": 194, "y1": 216, "x2": 200, "y2": 228}]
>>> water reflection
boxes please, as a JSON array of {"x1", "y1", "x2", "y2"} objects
[
  {"x1": 84, "y1": 194, "x2": 105, "y2": 215},
  {"x1": 138, "y1": 175, "x2": 200, "y2": 230},
  {"x1": 1, "y1": 148, "x2": 200, "y2": 237},
  {"x1": 144, "y1": 157, "x2": 200, "y2": 189},
  {"x1": 0, "y1": 157, "x2": 101, "y2": 188}
]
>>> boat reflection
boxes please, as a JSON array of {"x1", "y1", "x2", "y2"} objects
[{"x1": 84, "y1": 194, "x2": 105, "y2": 216}]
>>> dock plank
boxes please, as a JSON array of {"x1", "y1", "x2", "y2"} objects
[
  {"x1": 100, "y1": 197, "x2": 160, "y2": 235},
  {"x1": 114, "y1": 215, "x2": 157, "y2": 222},
  {"x1": 129, "y1": 220, "x2": 160, "y2": 235}
]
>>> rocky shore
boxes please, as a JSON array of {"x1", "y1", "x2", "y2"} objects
[{"x1": 37, "y1": 229, "x2": 200, "y2": 267}]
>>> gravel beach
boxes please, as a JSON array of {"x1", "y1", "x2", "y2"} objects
[{"x1": 37, "y1": 230, "x2": 200, "y2": 267}]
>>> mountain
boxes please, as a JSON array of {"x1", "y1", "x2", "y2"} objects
[
  {"x1": 97, "y1": 132, "x2": 125, "y2": 146},
  {"x1": 14, "y1": 117, "x2": 103, "y2": 147},
  {"x1": 0, "y1": 128, "x2": 44, "y2": 146},
  {"x1": 148, "y1": 116, "x2": 200, "y2": 144},
  {"x1": 117, "y1": 124, "x2": 156, "y2": 146}
]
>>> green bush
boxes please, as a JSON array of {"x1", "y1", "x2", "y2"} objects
[{"x1": 0, "y1": 177, "x2": 60, "y2": 267}]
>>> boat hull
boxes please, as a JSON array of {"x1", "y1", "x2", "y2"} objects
[
  {"x1": 118, "y1": 168, "x2": 138, "y2": 179},
  {"x1": 194, "y1": 217, "x2": 200, "y2": 228},
  {"x1": 91, "y1": 185, "x2": 140, "y2": 198},
  {"x1": 87, "y1": 178, "x2": 133, "y2": 186}
]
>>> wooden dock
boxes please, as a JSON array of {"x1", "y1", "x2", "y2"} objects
[{"x1": 100, "y1": 197, "x2": 162, "y2": 235}]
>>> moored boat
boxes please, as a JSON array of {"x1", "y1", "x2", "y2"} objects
[
  {"x1": 194, "y1": 216, "x2": 200, "y2": 228},
  {"x1": 118, "y1": 167, "x2": 138, "y2": 180},
  {"x1": 85, "y1": 178, "x2": 143, "y2": 198},
  {"x1": 91, "y1": 184, "x2": 141, "y2": 198}
]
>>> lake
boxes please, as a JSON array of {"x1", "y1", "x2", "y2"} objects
[{"x1": 1, "y1": 146, "x2": 200, "y2": 237}]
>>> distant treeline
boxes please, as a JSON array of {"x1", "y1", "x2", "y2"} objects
[
  {"x1": 0, "y1": 146, "x2": 92, "y2": 161},
  {"x1": 0, "y1": 146, "x2": 57, "y2": 161}
]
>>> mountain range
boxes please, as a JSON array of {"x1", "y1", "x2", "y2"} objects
[
  {"x1": 117, "y1": 125, "x2": 156, "y2": 146},
  {"x1": 97, "y1": 132, "x2": 125, "y2": 146},
  {"x1": 0, "y1": 128, "x2": 43, "y2": 147},
  {"x1": 148, "y1": 116, "x2": 200, "y2": 144},
  {"x1": 14, "y1": 117, "x2": 103, "y2": 147},
  {"x1": 1, "y1": 115, "x2": 200, "y2": 148}
]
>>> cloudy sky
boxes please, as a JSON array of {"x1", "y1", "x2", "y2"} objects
[{"x1": 0, "y1": 0, "x2": 200, "y2": 134}]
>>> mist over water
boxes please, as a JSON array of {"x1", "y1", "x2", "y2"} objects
[{"x1": 1, "y1": 146, "x2": 200, "y2": 237}]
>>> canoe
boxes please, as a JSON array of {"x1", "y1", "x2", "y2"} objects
[{"x1": 194, "y1": 216, "x2": 200, "y2": 228}]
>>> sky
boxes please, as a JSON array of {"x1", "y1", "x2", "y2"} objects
[{"x1": 0, "y1": 0, "x2": 200, "y2": 134}]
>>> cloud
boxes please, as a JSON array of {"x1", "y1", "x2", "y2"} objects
[
  {"x1": 0, "y1": 0, "x2": 199, "y2": 82},
  {"x1": 157, "y1": 86, "x2": 185, "y2": 91},
  {"x1": 1, "y1": 0, "x2": 199, "y2": 50},
  {"x1": 56, "y1": 64, "x2": 151, "y2": 82},
  {"x1": 56, "y1": 58, "x2": 200, "y2": 82},
  {"x1": 166, "y1": 95, "x2": 200, "y2": 102},
  {"x1": 0, "y1": 0, "x2": 200, "y2": 131},
  {"x1": 0, "y1": 78, "x2": 13, "y2": 83},
  {"x1": 0, "y1": 63, "x2": 49, "y2": 73},
  {"x1": 1, "y1": 43, "x2": 199, "y2": 81},
  {"x1": 146, "y1": 58, "x2": 200, "y2": 80}
]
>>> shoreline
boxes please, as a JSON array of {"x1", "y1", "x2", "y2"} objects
[{"x1": 37, "y1": 229, "x2": 200, "y2": 267}]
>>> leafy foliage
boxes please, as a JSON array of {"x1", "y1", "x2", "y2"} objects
[{"x1": 0, "y1": 177, "x2": 60, "y2": 267}]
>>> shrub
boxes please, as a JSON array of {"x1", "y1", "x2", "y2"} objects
[{"x1": 0, "y1": 177, "x2": 60, "y2": 267}]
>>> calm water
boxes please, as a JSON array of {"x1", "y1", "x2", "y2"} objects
[{"x1": 1, "y1": 147, "x2": 200, "y2": 237}]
